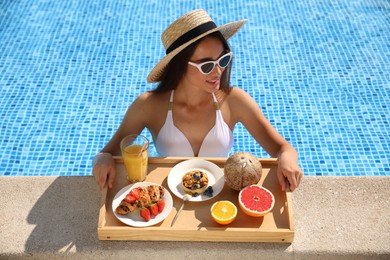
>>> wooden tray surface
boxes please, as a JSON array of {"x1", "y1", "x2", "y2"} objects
[{"x1": 98, "y1": 157, "x2": 294, "y2": 242}]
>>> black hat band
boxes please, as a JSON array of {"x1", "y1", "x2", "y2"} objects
[{"x1": 166, "y1": 21, "x2": 217, "y2": 54}]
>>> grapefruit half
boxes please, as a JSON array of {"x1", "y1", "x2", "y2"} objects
[{"x1": 238, "y1": 185, "x2": 275, "y2": 217}]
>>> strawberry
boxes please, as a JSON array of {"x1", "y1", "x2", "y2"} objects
[
  {"x1": 124, "y1": 194, "x2": 136, "y2": 203},
  {"x1": 157, "y1": 200, "x2": 165, "y2": 213},
  {"x1": 140, "y1": 208, "x2": 151, "y2": 221},
  {"x1": 129, "y1": 188, "x2": 140, "y2": 200},
  {"x1": 149, "y1": 203, "x2": 159, "y2": 217}
]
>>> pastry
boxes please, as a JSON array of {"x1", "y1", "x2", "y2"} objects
[
  {"x1": 115, "y1": 185, "x2": 165, "y2": 215},
  {"x1": 182, "y1": 170, "x2": 209, "y2": 195}
]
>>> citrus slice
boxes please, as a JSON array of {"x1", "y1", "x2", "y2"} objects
[
  {"x1": 210, "y1": 200, "x2": 237, "y2": 225},
  {"x1": 238, "y1": 185, "x2": 275, "y2": 217}
]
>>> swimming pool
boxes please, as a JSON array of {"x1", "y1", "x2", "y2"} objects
[{"x1": 0, "y1": 0, "x2": 389, "y2": 177}]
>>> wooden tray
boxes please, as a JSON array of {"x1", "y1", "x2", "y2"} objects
[{"x1": 97, "y1": 157, "x2": 294, "y2": 242}]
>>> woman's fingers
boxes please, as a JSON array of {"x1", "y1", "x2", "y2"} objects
[
  {"x1": 94, "y1": 165, "x2": 107, "y2": 191},
  {"x1": 107, "y1": 165, "x2": 116, "y2": 189},
  {"x1": 92, "y1": 153, "x2": 116, "y2": 191},
  {"x1": 296, "y1": 170, "x2": 303, "y2": 187},
  {"x1": 277, "y1": 166, "x2": 303, "y2": 192},
  {"x1": 276, "y1": 167, "x2": 287, "y2": 192},
  {"x1": 288, "y1": 170, "x2": 303, "y2": 192}
]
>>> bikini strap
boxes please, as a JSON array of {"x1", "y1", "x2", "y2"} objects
[
  {"x1": 168, "y1": 90, "x2": 174, "y2": 110},
  {"x1": 212, "y1": 92, "x2": 220, "y2": 110}
]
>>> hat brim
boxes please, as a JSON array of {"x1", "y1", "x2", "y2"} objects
[{"x1": 147, "y1": 19, "x2": 247, "y2": 83}]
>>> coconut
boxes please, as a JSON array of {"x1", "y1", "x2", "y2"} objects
[{"x1": 224, "y1": 152, "x2": 262, "y2": 191}]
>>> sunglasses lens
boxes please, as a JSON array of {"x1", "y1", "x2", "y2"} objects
[
  {"x1": 200, "y1": 63, "x2": 215, "y2": 74},
  {"x1": 219, "y1": 54, "x2": 231, "y2": 68}
]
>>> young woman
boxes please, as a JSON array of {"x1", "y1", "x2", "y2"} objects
[{"x1": 92, "y1": 9, "x2": 303, "y2": 192}]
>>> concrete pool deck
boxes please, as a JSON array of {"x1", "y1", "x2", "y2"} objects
[{"x1": 1, "y1": 176, "x2": 389, "y2": 259}]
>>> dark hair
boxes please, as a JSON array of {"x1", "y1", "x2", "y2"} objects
[{"x1": 152, "y1": 31, "x2": 232, "y2": 94}]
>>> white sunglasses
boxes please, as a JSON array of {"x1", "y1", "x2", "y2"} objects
[{"x1": 188, "y1": 52, "x2": 233, "y2": 75}]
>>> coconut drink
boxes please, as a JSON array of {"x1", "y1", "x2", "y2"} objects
[{"x1": 224, "y1": 152, "x2": 262, "y2": 191}]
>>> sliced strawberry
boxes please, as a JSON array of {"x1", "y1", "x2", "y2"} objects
[
  {"x1": 129, "y1": 188, "x2": 140, "y2": 200},
  {"x1": 124, "y1": 194, "x2": 136, "y2": 203},
  {"x1": 149, "y1": 203, "x2": 159, "y2": 217},
  {"x1": 157, "y1": 200, "x2": 165, "y2": 213},
  {"x1": 140, "y1": 208, "x2": 151, "y2": 221}
]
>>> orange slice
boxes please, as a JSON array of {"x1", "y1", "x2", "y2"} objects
[{"x1": 210, "y1": 200, "x2": 237, "y2": 225}]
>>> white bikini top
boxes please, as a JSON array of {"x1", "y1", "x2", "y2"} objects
[{"x1": 154, "y1": 90, "x2": 233, "y2": 157}]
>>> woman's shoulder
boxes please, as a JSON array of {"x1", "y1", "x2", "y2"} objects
[
  {"x1": 224, "y1": 87, "x2": 253, "y2": 104},
  {"x1": 127, "y1": 91, "x2": 171, "y2": 121},
  {"x1": 216, "y1": 87, "x2": 253, "y2": 114},
  {"x1": 136, "y1": 91, "x2": 170, "y2": 104},
  {"x1": 229, "y1": 86, "x2": 248, "y2": 95}
]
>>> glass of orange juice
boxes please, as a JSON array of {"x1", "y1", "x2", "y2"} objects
[{"x1": 120, "y1": 134, "x2": 149, "y2": 183}]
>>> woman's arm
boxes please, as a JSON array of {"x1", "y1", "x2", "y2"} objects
[
  {"x1": 100, "y1": 93, "x2": 150, "y2": 155},
  {"x1": 92, "y1": 92, "x2": 151, "y2": 191},
  {"x1": 229, "y1": 88, "x2": 303, "y2": 191}
]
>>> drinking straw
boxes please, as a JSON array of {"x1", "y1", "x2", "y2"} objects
[{"x1": 138, "y1": 141, "x2": 148, "y2": 156}]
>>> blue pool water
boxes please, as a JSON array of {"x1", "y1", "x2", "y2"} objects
[{"x1": 0, "y1": 0, "x2": 389, "y2": 177}]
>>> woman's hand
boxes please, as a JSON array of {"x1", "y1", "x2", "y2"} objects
[
  {"x1": 276, "y1": 152, "x2": 303, "y2": 192},
  {"x1": 92, "y1": 153, "x2": 116, "y2": 191}
]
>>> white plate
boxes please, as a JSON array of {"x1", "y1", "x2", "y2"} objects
[
  {"x1": 112, "y1": 182, "x2": 173, "y2": 227},
  {"x1": 167, "y1": 159, "x2": 224, "y2": 202}
]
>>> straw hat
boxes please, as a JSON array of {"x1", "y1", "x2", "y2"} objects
[{"x1": 147, "y1": 9, "x2": 247, "y2": 83}]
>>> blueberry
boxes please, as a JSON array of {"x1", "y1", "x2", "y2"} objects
[
  {"x1": 193, "y1": 184, "x2": 199, "y2": 189},
  {"x1": 192, "y1": 193, "x2": 199, "y2": 197},
  {"x1": 203, "y1": 186, "x2": 214, "y2": 197},
  {"x1": 205, "y1": 186, "x2": 213, "y2": 193},
  {"x1": 200, "y1": 182, "x2": 205, "y2": 188}
]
